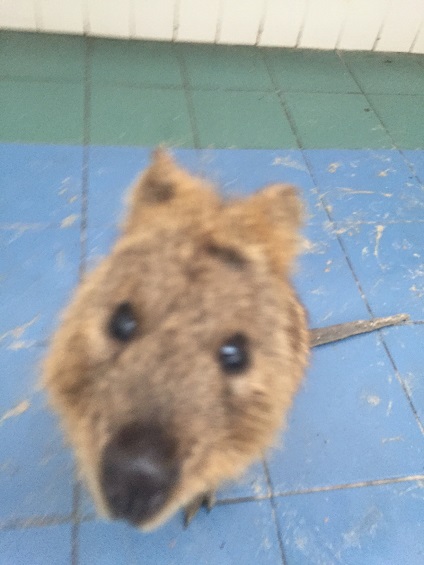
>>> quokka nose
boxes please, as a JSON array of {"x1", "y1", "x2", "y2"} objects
[{"x1": 100, "y1": 423, "x2": 179, "y2": 526}]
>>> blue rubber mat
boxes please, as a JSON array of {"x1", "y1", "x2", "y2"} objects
[{"x1": 1, "y1": 144, "x2": 423, "y2": 565}]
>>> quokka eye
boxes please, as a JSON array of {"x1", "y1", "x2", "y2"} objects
[
  {"x1": 108, "y1": 302, "x2": 138, "y2": 342},
  {"x1": 218, "y1": 333, "x2": 250, "y2": 375}
]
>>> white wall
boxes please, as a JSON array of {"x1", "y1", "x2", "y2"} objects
[{"x1": 1, "y1": 0, "x2": 424, "y2": 53}]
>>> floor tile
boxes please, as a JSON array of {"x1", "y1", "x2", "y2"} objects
[
  {"x1": 90, "y1": 38, "x2": 183, "y2": 86},
  {"x1": 87, "y1": 146, "x2": 149, "y2": 227},
  {"x1": 197, "y1": 149, "x2": 320, "y2": 218},
  {"x1": 284, "y1": 92, "x2": 392, "y2": 149},
  {"x1": 0, "y1": 524, "x2": 72, "y2": 565},
  {"x1": 383, "y1": 325, "x2": 424, "y2": 428},
  {"x1": 0, "y1": 347, "x2": 44, "y2": 409},
  {"x1": 305, "y1": 149, "x2": 424, "y2": 222},
  {"x1": 404, "y1": 150, "x2": 424, "y2": 184},
  {"x1": 0, "y1": 227, "x2": 80, "y2": 342},
  {"x1": 264, "y1": 49, "x2": 360, "y2": 93},
  {"x1": 0, "y1": 144, "x2": 83, "y2": 225},
  {"x1": 295, "y1": 221, "x2": 370, "y2": 328},
  {"x1": 369, "y1": 94, "x2": 424, "y2": 150},
  {"x1": 79, "y1": 499, "x2": 282, "y2": 565},
  {"x1": 276, "y1": 481, "x2": 424, "y2": 565},
  {"x1": 0, "y1": 390, "x2": 73, "y2": 521},
  {"x1": 343, "y1": 51, "x2": 424, "y2": 94},
  {"x1": 0, "y1": 31, "x2": 85, "y2": 81},
  {"x1": 89, "y1": 85, "x2": 193, "y2": 146},
  {"x1": 337, "y1": 221, "x2": 424, "y2": 319},
  {"x1": 0, "y1": 81, "x2": 84, "y2": 144},
  {"x1": 267, "y1": 333, "x2": 424, "y2": 494},
  {"x1": 192, "y1": 90, "x2": 297, "y2": 149},
  {"x1": 180, "y1": 43, "x2": 273, "y2": 90}
]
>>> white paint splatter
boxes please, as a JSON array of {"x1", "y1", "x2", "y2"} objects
[
  {"x1": 367, "y1": 395, "x2": 381, "y2": 407},
  {"x1": 328, "y1": 162, "x2": 341, "y2": 173},
  {"x1": 0, "y1": 316, "x2": 39, "y2": 344},
  {"x1": 61, "y1": 214, "x2": 79, "y2": 228},
  {"x1": 340, "y1": 188, "x2": 375, "y2": 195},
  {"x1": 272, "y1": 156, "x2": 307, "y2": 171},
  {"x1": 374, "y1": 225, "x2": 385, "y2": 259},
  {"x1": 0, "y1": 400, "x2": 30, "y2": 426}
]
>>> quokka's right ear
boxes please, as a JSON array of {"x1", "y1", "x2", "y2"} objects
[{"x1": 124, "y1": 148, "x2": 220, "y2": 234}]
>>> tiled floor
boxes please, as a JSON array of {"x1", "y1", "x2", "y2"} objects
[{"x1": 1, "y1": 31, "x2": 424, "y2": 565}]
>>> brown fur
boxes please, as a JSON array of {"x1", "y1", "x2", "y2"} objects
[{"x1": 43, "y1": 149, "x2": 309, "y2": 530}]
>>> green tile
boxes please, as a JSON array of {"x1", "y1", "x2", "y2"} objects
[
  {"x1": 264, "y1": 49, "x2": 360, "y2": 93},
  {"x1": 191, "y1": 90, "x2": 297, "y2": 149},
  {"x1": 180, "y1": 44, "x2": 274, "y2": 90},
  {"x1": 89, "y1": 84, "x2": 193, "y2": 146},
  {"x1": 284, "y1": 92, "x2": 392, "y2": 149},
  {"x1": 0, "y1": 31, "x2": 85, "y2": 81},
  {"x1": 90, "y1": 38, "x2": 183, "y2": 86},
  {"x1": 0, "y1": 80, "x2": 84, "y2": 143},
  {"x1": 343, "y1": 51, "x2": 424, "y2": 94},
  {"x1": 369, "y1": 94, "x2": 424, "y2": 149}
]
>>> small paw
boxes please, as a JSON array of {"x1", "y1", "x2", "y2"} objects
[{"x1": 184, "y1": 491, "x2": 216, "y2": 528}]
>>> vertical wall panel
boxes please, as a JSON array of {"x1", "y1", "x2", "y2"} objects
[
  {"x1": 177, "y1": 0, "x2": 220, "y2": 43},
  {"x1": 299, "y1": 0, "x2": 349, "y2": 50},
  {"x1": 338, "y1": 0, "x2": 389, "y2": 51},
  {"x1": 375, "y1": 0, "x2": 424, "y2": 52},
  {"x1": 85, "y1": 0, "x2": 131, "y2": 38},
  {"x1": 133, "y1": 0, "x2": 174, "y2": 41},
  {"x1": 412, "y1": 26, "x2": 424, "y2": 53},
  {"x1": 259, "y1": 0, "x2": 307, "y2": 47},
  {"x1": 38, "y1": 0, "x2": 84, "y2": 34},
  {"x1": 218, "y1": 0, "x2": 265, "y2": 45},
  {"x1": 0, "y1": 0, "x2": 36, "y2": 30},
  {"x1": 1, "y1": 0, "x2": 424, "y2": 53}
]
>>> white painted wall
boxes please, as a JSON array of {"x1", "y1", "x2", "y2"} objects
[{"x1": 1, "y1": 0, "x2": 423, "y2": 53}]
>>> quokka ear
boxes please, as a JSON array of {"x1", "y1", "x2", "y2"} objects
[
  {"x1": 227, "y1": 183, "x2": 304, "y2": 274},
  {"x1": 124, "y1": 148, "x2": 220, "y2": 233},
  {"x1": 249, "y1": 183, "x2": 303, "y2": 231},
  {"x1": 132, "y1": 147, "x2": 178, "y2": 205}
]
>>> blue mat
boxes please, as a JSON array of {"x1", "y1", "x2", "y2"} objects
[{"x1": 1, "y1": 145, "x2": 423, "y2": 564}]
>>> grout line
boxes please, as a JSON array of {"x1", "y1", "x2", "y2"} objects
[
  {"x1": 304, "y1": 157, "x2": 374, "y2": 316},
  {"x1": 273, "y1": 474, "x2": 424, "y2": 498},
  {"x1": 80, "y1": 36, "x2": 91, "y2": 279},
  {"x1": 316, "y1": 52, "x2": 424, "y2": 434},
  {"x1": 336, "y1": 50, "x2": 395, "y2": 145},
  {"x1": 303, "y1": 145, "x2": 424, "y2": 435},
  {"x1": 71, "y1": 481, "x2": 81, "y2": 565},
  {"x1": 0, "y1": 514, "x2": 74, "y2": 531},
  {"x1": 263, "y1": 460, "x2": 288, "y2": 565},
  {"x1": 3, "y1": 474, "x2": 424, "y2": 531},
  {"x1": 259, "y1": 50, "x2": 303, "y2": 149},
  {"x1": 338, "y1": 51, "x2": 424, "y2": 178},
  {"x1": 3, "y1": 74, "x2": 424, "y2": 97},
  {"x1": 174, "y1": 46, "x2": 201, "y2": 149},
  {"x1": 381, "y1": 342, "x2": 424, "y2": 435}
]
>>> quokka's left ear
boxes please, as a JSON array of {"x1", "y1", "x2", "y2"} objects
[{"x1": 226, "y1": 183, "x2": 304, "y2": 274}]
